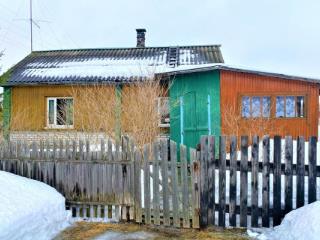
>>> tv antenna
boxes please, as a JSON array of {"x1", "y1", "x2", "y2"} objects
[{"x1": 14, "y1": 0, "x2": 49, "y2": 52}]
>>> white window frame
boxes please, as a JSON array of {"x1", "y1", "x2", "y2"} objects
[
  {"x1": 46, "y1": 97, "x2": 74, "y2": 129},
  {"x1": 157, "y1": 97, "x2": 170, "y2": 128}
]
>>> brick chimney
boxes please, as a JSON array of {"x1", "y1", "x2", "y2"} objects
[{"x1": 136, "y1": 29, "x2": 146, "y2": 48}]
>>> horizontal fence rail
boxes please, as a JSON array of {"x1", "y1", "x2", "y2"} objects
[{"x1": 199, "y1": 135, "x2": 320, "y2": 228}]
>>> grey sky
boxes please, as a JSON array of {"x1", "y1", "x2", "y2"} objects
[{"x1": 1, "y1": 0, "x2": 320, "y2": 78}]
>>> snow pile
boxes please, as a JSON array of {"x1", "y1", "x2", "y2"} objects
[
  {"x1": 248, "y1": 201, "x2": 320, "y2": 240},
  {"x1": 0, "y1": 171, "x2": 71, "y2": 240}
]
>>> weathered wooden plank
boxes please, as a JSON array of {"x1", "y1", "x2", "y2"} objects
[
  {"x1": 218, "y1": 136, "x2": 226, "y2": 227},
  {"x1": 86, "y1": 139, "x2": 91, "y2": 161},
  {"x1": 240, "y1": 136, "x2": 248, "y2": 227},
  {"x1": 296, "y1": 136, "x2": 305, "y2": 208},
  {"x1": 161, "y1": 139, "x2": 170, "y2": 226},
  {"x1": 79, "y1": 140, "x2": 84, "y2": 161},
  {"x1": 308, "y1": 136, "x2": 317, "y2": 204},
  {"x1": 285, "y1": 136, "x2": 293, "y2": 215},
  {"x1": 191, "y1": 148, "x2": 200, "y2": 229},
  {"x1": 273, "y1": 136, "x2": 282, "y2": 226},
  {"x1": 251, "y1": 136, "x2": 259, "y2": 228},
  {"x1": 59, "y1": 139, "x2": 64, "y2": 159},
  {"x1": 181, "y1": 144, "x2": 190, "y2": 228},
  {"x1": 262, "y1": 135, "x2": 270, "y2": 227},
  {"x1": 134, "y1": 150, "x2": 142, "y2": 223},
  {"x1": 229, "y1": 136, "x2": 237, "y2": 227},
  {"x1": 152, "y1": 141, "x2": 160, "y2": 225},
  {"x1": 170, "y1": 141, "x2": 180, "y2": 228},
  {"x1": 101, "y1": 139, "x2": 106, "y2": 160},
  {"x1": 143, "y1": 144, "x2": 151, "y2": 224},
  {"x1": 200, "y1": 136, "x2": 208, "y2": 227},
  {"x1": 108, "y1": 139, "x2": 113, "y2": 161},
  {"x1": 207, "y1": 136, "x2": 215, "y2": 226}
]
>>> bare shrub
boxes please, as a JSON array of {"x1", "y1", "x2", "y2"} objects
[{"x1": 121, "y1": 77, "x2": 168, "y2": 148}]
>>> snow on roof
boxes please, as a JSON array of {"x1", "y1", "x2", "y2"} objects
[{"x1": 3, "y1": 45, "x2": 223, "y2": 86}]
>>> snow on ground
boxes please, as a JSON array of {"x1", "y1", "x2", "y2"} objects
[
  {"x1": 248, "y1": 201, "x2": 320, "y2": 240},
  {"x1": 0, "y1": 171, "x2": 71, "y2": 240}
]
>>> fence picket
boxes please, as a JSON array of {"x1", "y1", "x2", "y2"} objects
[
  {"x1": 191, "y1": 148, "x2": 200, "y2": 229},
  {"x1": 229, "y1": 136, "x2": 237, "y2": 227},
  {"x1": 218, "y1": 136, "x2": 226, "y2": 227},
  {"x1": 152, "y1": 141, "x2": 160, "y2": 225},
  {"x1": 181, "y1": 144, "x2": 190, "y2": 228},
  {"x1": 161, "y1": 139, "x2": 170, "y2": 226},
  {"x1": 273, "y1": 136, "x2": 282, "y2": 226},
  {"x1": 200, "y1": 136, "x2": 208, "y2": 227},
  {"x1": 170, "y1": 141, "x2": 180, "y2": 228},
  {"x1": 251, "y1": 136, "x2": 259, "y2": 227},
  {"x1": 262, "y1": 136, "x2": 270, "y2": 227},
  {"x1": 143, "y1": 144, "x2": 151, "y2": 224},
  {"x1": 297, "y1": 136, "x2": 305, "y2": 208},
  {"x1": 308, "y1": 136, "x2": 317, "y2": 204},
  {"x1": 285, "y1": 136, "x2": 293, "y2": 214},
  {"x1": 134, "y1": 150, "x2": 142, "y2": 223},
  {"x1": 208, "y1": 136, "x2": 215, "y2": 225},
  {"x1": 240, "y1": 136, "x2": 248, "y2": 227}
]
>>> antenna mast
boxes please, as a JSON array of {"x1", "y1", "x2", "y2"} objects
[{"x1": 30, "y1": 0, "x2": 33, "y2": 52}]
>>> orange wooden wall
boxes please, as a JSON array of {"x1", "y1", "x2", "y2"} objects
[{"x1": 220, "y1": 70, "x2": 319, "y2": 138}]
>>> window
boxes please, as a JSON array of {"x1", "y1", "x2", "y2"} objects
[
  {"x1": 47, "y1": 97, "x2": 74, "y2": 128},
  {"x1": 241, "y1": 96, "x2": 271, "y2": 118},
  {"x1": 157, "y1": 97, "x2": 170, "y2": 127},
  {"x1": 276, "y1": 96, "x2": 305, "y2": 118}
]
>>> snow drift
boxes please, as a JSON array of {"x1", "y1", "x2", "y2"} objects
[
  {"x1": 248, "y1": 201, "x2": 320, "y2": 240},
  {"x1": 0, "y1": 171, "x2": 70, "y2": 240}
]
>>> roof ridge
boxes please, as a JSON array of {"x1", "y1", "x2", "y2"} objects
[{"x1": 31, "y1": 44, "x2": 222, "y2": 54}]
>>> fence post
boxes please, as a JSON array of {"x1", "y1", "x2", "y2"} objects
[{"x1": 251, "y1": 135, "x2": 259, "y2": 227}]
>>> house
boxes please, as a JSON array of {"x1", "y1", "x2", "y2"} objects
[
  {"x1": 1, "y1": 29, "x2": 319, "y2": 149},
  {"x1": 0, "y1": 29, "x2": 224, "y2": 143}
]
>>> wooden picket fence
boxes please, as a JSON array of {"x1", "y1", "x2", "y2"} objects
[
  {"x1": 0, "y1": 137, "x2": 200, "y2": 228},
  {"x1": 1, "y1": 134, "x2": 318, "y2": 229},
  {"x1": 199, "y1": 135, "x2": 320, "y2": 228}
]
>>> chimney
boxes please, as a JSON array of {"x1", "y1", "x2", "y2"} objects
[{"x1": 136, "y1": 28, "x2": 146, "y2": 47}]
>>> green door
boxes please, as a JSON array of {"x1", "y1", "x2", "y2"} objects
[{"x1": 181, "y1": 91, "x2": 197, "y2": 147}]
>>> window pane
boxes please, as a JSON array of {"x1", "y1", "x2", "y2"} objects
[
  {"x1": 48, "y1": 99, "x2": 55, "y2": 124},
  {"x1": 286, "y1": 96, "x2": 295, "y2": 117},
  {"x1": 57, "y1": 98, "x2": 73, "y2": 126},
  {"x1": 252, "y1": 96, "x2": 261, "y2": 117},
  {"x1": 242, "y1": 96, "x2": 250, "y2": 118},
  {"x1": 262, "y1": 97, "x2": 271, "y2": 117},
  {"x1": 276, "y1": 96, "x2": 285, "y2": 118},
  {"x1": 296, "y1": 96, "x2": 305, "y2": 117}
]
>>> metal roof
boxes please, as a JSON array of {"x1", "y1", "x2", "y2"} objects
[
  {"x1": 159, "y1": 64, "x2": 320, "y2": 84},
  {"x1": 2, "y1": 45, "x2": 224, "y2": 86}
]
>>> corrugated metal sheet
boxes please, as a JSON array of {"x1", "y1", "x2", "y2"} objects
[{"x1": 3, "y1": 45, "x2": 224, "y2": 86}]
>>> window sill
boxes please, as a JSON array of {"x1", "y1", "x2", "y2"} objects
[{"x1": 44, "y1": 126, "x2": 74, "y2": 130}]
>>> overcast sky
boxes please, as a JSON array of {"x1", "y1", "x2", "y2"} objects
[{"x1": 1, "y1": 0, "x2": 320, "y2": 78}]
